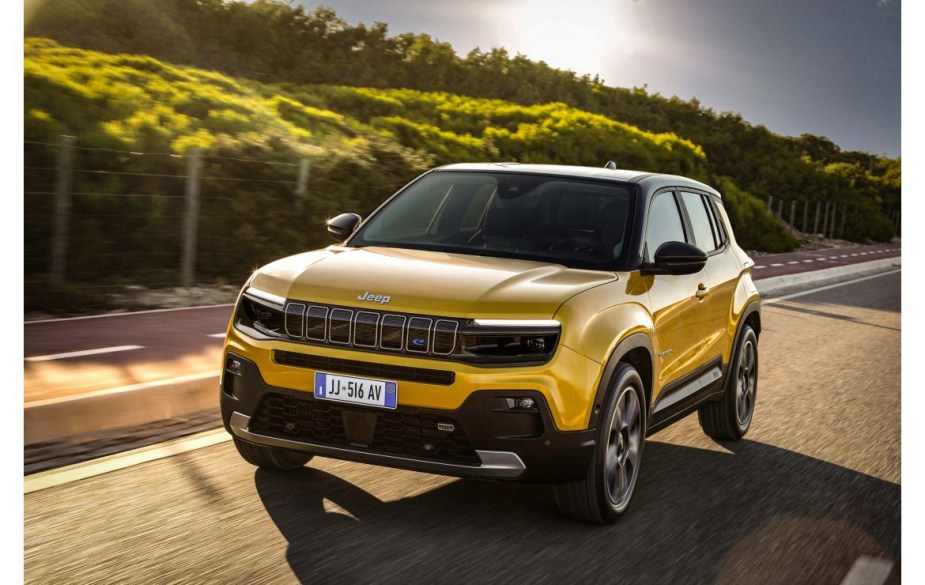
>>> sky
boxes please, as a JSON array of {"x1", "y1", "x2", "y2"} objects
[{"x1": 299, "y1": 0, "x2": 901, "y2": 157}]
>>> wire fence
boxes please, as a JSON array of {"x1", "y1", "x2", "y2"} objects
[
  {"x1": 764, "y1": 194, "x2": 900, "y2": 241},
  {"x1": 24, "y1": 136, "x2": 353, "y2": 305}
]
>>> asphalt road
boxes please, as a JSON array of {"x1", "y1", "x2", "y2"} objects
[{"x1": 24, "y1": 270, "x2": 901, "y2": 584}]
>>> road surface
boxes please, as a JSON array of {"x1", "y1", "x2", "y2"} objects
[{"x1": 24, "y1": 269, "x2": 901, "y2": 584}]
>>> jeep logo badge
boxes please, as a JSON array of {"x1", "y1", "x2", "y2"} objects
[{"x1": 358, "y1": 291, "x2": 391, "y2": 304}]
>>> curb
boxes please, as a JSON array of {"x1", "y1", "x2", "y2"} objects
[
  {"x1": 25, "y1": 373, "x2": 220, "y2": 445},
  {"x1": 755, "y1": 256, "x2": 900, "y2": 296},
  {"x1": 23, "y1": 256, "x2": 901, "y2": 446}
]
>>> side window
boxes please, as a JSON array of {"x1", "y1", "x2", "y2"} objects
[
  {"x1": 708, "y1": 198, "x2": 728, "y2": 246},
  {"x1": 681, "y1": 191, "x2": 718, "y2": 253},
  {"x1": 645, "y1": 191, "x2": 686, "y2": 260}
]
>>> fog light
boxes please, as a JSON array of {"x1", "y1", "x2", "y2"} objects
[
  {"x1": 517, "y1": 397, "x2": 536, "y2": 410},
  {"x1": 226, "y1": 358, "x2": 242, "y2": 376}
]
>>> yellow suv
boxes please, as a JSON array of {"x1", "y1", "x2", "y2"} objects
[{"x1": 221, "y1": 163, "x2": 761, "y2": 523}]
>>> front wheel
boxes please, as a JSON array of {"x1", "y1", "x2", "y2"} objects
[
  {"x1": 699, "y1": 325, "x2": 758, "y2": 440},
  {"x1": 554, "y1": 363, "x2": 646, "y2": 524}
]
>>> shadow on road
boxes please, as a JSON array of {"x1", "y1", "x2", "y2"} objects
[{"x1": 255, "y1": 440, "x2": 899, "y2": 584}]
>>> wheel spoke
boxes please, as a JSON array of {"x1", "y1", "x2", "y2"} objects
[
  {"x1": 606, "y1": 442, "x2": 618, "y2": 470},
  {"x1": 616, "y1": 462, "x2": 628, "y2": 498},
  {"x1": 626, "y1": 436, "x2": 639, "y2": 468},
  {"x1": 623, "y1": 392, "x2": 638, "y2": 429}
]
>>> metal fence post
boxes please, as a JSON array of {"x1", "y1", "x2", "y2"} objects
[
  {"x1": 821, "y1": 202, "x2": 830, "y2": 238},
  {"x1": 777, "y1": 199, "x2": 783, "y2": 219},
  {"x1": 294, "y1": 158, "x2": 310, "y2": 213},
  {"x1": 50, "y1": 135, "x2": 76, "y2": 286},
  {"x1": 181, "y1": 148, "x2": 202, "y2": 288},
  {"x1": 814, "y1": 201, "x2": 821, "y2": 234},
  {"x1": 802, "y1": 200, "x2": 809, "y2": 232},
  {"x1": 790, "y1": 201, "x2": 796, "y2": 228},
  {"x1": 767, "y1": 195, "x2": 774, "y2": 213}
]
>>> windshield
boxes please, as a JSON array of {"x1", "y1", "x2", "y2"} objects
[{"x1": 349, "y1": 171, "x2": 635, "y2": 269}]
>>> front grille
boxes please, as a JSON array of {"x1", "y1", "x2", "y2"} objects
[
  {"x1": 250, "y1": 393, "x2": 479, "y2": 465},
  {"x1": 274, "y1": 350, "x2": 455, "y2": 385},
  {"x1": 281, "y1": 299, "x2": 465, "y2": 359}
]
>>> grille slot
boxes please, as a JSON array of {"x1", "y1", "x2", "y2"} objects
[
  {"x1": 406, "y1": 317, "x2": 432, "y2": 353},
  {"x1": 250, "y1": 393, "x2": 479, "y2": 464},
  {"x1": 284, "y1": 303, "x2": 305, "y2": 338},
  {"x1": 305, "y1": 305, "x2": 328, "y2": 341},
  {"x1": 433, "y1": 320, "x2": 458, "y2": 355},
  {"x1": 353, "y1": 311, "x2": 380, "y2": 347},
  {"x1": 275, "y1": 350, "x2": 455, "y2": 385},
  {"x1": 329, "y1": 308, "x2": 353, "y2": 344},
  {"x1": 380, "y1": 314, "x2": 406, "y2": 351}
]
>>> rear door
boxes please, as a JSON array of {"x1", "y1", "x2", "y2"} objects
[{"x1": 678, "y1": 191, "x2": 740, "y2": 365}]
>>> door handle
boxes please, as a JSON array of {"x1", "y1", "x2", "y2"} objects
[{"x1": 695, "y1": 283, "x2": 710, "y2": 299}]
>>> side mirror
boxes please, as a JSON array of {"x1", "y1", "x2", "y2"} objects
[
  {"x1": 641, "y1": 241, "x2": 707, "y2": 276},
  {"x1": 326, "y1": 213, "x2": 362, "y2": 239}
]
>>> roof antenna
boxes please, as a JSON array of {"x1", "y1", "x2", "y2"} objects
[{"x1": 604, "y1": 161, "x2": 617, "y2": 170}]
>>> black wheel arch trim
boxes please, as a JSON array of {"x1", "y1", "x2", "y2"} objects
[
  {"x1": 587, "y1": 332, "x2": 654, "y2": 429},
  {"x1": 735, "y1": 299, "x2": 762, "y2": 345}
]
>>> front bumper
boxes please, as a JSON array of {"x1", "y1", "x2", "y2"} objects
[{"x1": 221, "y1": 353, "x2": 596, "y2": 483}]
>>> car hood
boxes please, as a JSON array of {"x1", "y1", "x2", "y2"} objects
[{"x1": 249, "y1": 246, "x2": 617, "y2": 318}]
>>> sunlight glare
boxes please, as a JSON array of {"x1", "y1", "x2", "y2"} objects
[{"x1": 493, "y1": 0, "x2": 638, "y2": 79}]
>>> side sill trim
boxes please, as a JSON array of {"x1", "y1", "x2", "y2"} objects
[
  {"x1": 653, "y1": 365, "x2": 723, "y2": 414},
  {"x1": 229, "y1": 412, "x2": 526, "y2": 479}
]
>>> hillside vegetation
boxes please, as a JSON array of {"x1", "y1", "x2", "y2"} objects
[
  {"x1": 26, "y1": 0, "x2": 899, "y2": 239},
  {"x1": 23, "y1": 0, "x2": 900, "y2": 300}
]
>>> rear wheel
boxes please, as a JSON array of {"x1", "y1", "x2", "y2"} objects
[
  {"x1": 233, "y1": 437, "x2": 313, "y2": 470},
  {"x1": 699, "y1": 325, "x2": 758, "y2": 440},
  {"x1": 554, "y1": 363, "x2": 646, "y2": 524}
]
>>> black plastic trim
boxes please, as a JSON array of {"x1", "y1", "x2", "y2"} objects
[
  {"x1": 648, "y1": 357, "x2": 725, "y2": 434},
  {"x1": 221, "y1": 354, "x2": 595, "y2": 483},
  {"x1": 587, "y1": 332, "x2": 654, "y2": 429},
  {"x1": 274, "y1": 350, "x2": 455, "y2": 386}
]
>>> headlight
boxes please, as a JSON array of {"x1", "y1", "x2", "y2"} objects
[
  {"x1": 460, "y1": 319, "x2": 560, "y2": 364},
  {"x1": 235, "y1": 287, "x2": 286, "y2": 338}
]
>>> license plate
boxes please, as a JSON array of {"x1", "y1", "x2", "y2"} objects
[{"x1": 313, "y1": 372, "x2": 398, "y2": 409}]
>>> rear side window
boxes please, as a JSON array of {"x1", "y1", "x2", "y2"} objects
[
  {"x1": 645, "y1": 192, "x2": 686, "y2": 260},
  {"x1": 708, "y1": 198, "x2": 728, "y2": 246},
  {"x1": 681, "y1": 191, "x2": 719, "y2": 253}
]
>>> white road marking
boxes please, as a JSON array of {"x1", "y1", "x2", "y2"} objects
[
  {"x1": 830, "y1": 256, "x2": 840, "y2": 259},
  {"x1": 763, "y1": 269, "x2": 901, "y2": 305},
  {"x1": 25, "y1": 345, "x2": 144, "y2": 363},
  {"x1": 839, "y1": 556, "x2": 894, "y2": 585},
  {"x1": 24, "y1": 428, "x2": 232, "y2": 494},
  {"x1": 788, "y1": 261, "x2": 800, "y2": 264},
  {"x1": 754, "y1": 265, "x2": 766, "y2": 269},
  {"x1": 803, "y1": 259, "x2": 814, "y2": 263},
  {"x1": 208, "y1": 333, "x2": 226, "y2": 338},
  {"x1": 25, "y1": 371, "x2": 219, "y2": 408},
  {"x1": 841, "y1": 255, "x2": 849, "y2": 257},
  {"x1": 851, "y1": 253, "x2": 859, "y2": 256},
  {"x1": 771, "y1": 263, "x2": 784, "y2": 267},
  {"x1": 25, "y1": 303, "x2": 235, "y2": 325}
]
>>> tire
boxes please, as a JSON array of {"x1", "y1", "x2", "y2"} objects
[
  {"x1": 698, "y1": 325, "x2": 758, "y2": 440},
  {"x1": 233, "y1": 437, "x2": 313, "y2": 471},
  {"x1": 554, "y1": 363, "x2": 646, "y2": 524}
]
